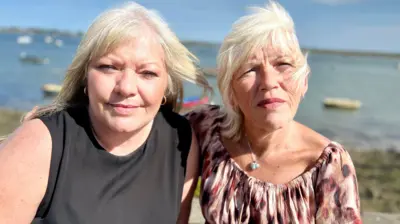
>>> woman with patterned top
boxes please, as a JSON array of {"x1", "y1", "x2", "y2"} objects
[{"x1": 182, "y1": 1, "x2": 361, "y2": 223}]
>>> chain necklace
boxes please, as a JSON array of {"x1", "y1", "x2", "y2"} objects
[{"x1": 245, "y1": 137, "x2": 260, "y2": 170}]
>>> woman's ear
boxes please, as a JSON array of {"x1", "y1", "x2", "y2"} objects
[{"x1": 229, "y1": 92, "x2": 237, "y2": 109}]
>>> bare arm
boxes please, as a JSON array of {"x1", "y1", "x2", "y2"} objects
[
  {"x1": 177, "y1": 128, "x2": 200, "y2": 224},
  {"x1": 0, "y1": 119, "x2": 52, "y2": 223}
]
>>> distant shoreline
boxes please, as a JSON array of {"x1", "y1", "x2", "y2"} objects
[
  {"x1": 178, "y1": 40, "x2": 400, "y2": 58},
  {"x1": 1, "y1": 26, "x2": 400, "y2": 58},
  {"x1": 304, "y1": 48, "x2": 400, "y2": 59},
  {"x1": 0, "y1": 26, "x2": 83, "y2": 38}
]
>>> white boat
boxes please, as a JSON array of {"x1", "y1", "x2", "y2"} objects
[
  {"x1": 55, "y1": 39, "x2": 63, "y2": 47},
  {"x1": 42, "y1": 83, "x2": 62, "y2": 97},
  {"x1": 323, "y1": 98, "x2": 362, "y2": 110},
  {"x1": 19, "y1": 52, "x2": 50, "y2": 65},
  {"x1": 44, "y1": 36, "x2": 54, "y2": 44},
  {"x1": 17, "y1": 35, "x2": 32, "y2": 44}
]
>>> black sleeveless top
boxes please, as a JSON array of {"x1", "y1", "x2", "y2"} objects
[{"x1": 32, "y1": 106, "x2": 191, "y2": 224}]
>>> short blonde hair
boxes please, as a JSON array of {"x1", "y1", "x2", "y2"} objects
[
  {"x1": 217, "y1": 1, "x2": 310, "y2": 142},
  {"x1": 31, "y1": 1, "x2": 211, "y2": 118}
]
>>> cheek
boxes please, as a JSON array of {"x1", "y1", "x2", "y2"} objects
[
  {"x1": 232, "y1": 80, "x2": 255, "y2": 108},
  {"x1": 281, "y1": 81, "x2": 303, "y2": 106},
  {"x1": 137, "y1": 78, "x2": 168, "y2": 104},
  {"x1": 87, "y1": 71, "x2": 115, "y2": 100}
]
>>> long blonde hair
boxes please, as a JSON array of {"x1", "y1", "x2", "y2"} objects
[{"x1": 30, "y1": 1, "x2": 211, "y2": 119}]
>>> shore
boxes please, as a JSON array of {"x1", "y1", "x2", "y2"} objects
[
  {"x1": 1, "y1": 108, "x2": 399, "y2": 221},
  {"x1": 0, "y1": 108, "x2": 24, "y2": 136}
]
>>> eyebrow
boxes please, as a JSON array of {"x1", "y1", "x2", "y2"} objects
[
  {"x1": 243, "y1": 58, "x2": 261, "y2": 66},
  {"x1": 139, "y1": 60, "x2": 163, "y2": 65},
  {"x1": 98, "y1": 55, "x2": 124, "y2": 64},
  {"x1": 98, "y1": 55, "x2": 164, "y2": 68},
  {"x1": 269, "y1": 54, "x2": 293, "y2": 59},
  {"x1": 137, "y1": 63, "x2": 164, "y2": 71}
]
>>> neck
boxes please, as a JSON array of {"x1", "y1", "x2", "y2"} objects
[
  {"x1": 243, "y1": 120, "x2": 294, "y2": 157},
  {"x1": 89, "y1": 112, "x2": 153, "y2": 156}
]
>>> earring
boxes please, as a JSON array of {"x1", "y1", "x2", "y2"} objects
[
  {"x1": 161, "y1": 96, "x2": 167, "y2": 105},
  {"x1": 84, "y1": 87, "x2": 87, "y2": 95}
]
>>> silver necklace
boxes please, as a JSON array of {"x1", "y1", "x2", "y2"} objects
[{"x1": 245, "y1": 137, "x2": 260, "y2": 170}]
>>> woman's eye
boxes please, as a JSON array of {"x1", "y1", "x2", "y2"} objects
[
  {"x1": 243, "y1": 66, "x2": 259, "y2": 75},
  {"x1": 99, "y1": 64, "x2": 116, "y2": 69},
  {"x1": 97, "y1": 64, "x2": 118, "y2": 71},
  {"x1": 236, "y1": 66, "x2": 259, "y2": 80},
  {"x1": 245, "y1": 67, "x2": 257, "y2": 74},
  {"x1": 142, "y1": 71, "x2": 158, "y2": 78},
  {"x1": 277, "y1": 62, "x2": 293, "y2": 67}
]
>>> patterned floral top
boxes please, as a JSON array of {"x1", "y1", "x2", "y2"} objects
[{"x1": 185, "y1": 105, "x2": 361, "y2": 224}]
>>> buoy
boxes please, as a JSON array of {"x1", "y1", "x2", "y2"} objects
[
  {"x1": 42, "y1": 84, "x2": 62, "y2": 97},
  {"x1": 323, "y1": 98, "x2": 361, "y2": 110}
]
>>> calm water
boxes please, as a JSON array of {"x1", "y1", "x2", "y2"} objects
[{"x1": 1, "y1": 33, "x2": 399, "y2": 150}]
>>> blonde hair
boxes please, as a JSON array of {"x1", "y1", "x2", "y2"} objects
[
  {"x1": 217, "y1": 1, "x2": 310, "y2": 142},
  {"x1": 29, "y1": 1, "x2": 211, "y2": 119}
]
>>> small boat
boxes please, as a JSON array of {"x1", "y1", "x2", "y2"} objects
[
  {"x1": 182, "y1": 95, "x2": 209, "y2": 108},
  {"x1": 44, "y1": 35, "x2": 54, "y2": 44},
  {"x1": 55, "y1": 39, "x2": 63, "y2": 47},
  {"x1": 19, "y1": 52, "x2": 49, "y2": 65},
  {"x1": 42, "y1": 83, "x2": 62, "y2": 97},
  {"x1": 323, "y1": 98, "x2": 361, "y2": 110},
  {"x1": 17, "y1": 35, "x2": 32, "y2": 45}
]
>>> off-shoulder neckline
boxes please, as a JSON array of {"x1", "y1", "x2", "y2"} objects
[{"x1": 216, "y1": 131, "x2": 340, "y2": 189}]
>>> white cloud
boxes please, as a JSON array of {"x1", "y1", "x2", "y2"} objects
[{"x1": 312, "y1": 0, "x2": 362, "y2": 6}]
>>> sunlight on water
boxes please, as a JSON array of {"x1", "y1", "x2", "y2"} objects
[{"x1": 1, "y1": 34, "x2": 399, "y2": 150}]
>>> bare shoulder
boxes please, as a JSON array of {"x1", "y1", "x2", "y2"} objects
[
  {"x1": 294, "y1": 121, "x2": 331, "y2": 161},
  {"x1": 1, "y1": 118, "x2": 52, "y2": 153},
  {"x1": 0, "y1": 118, "x2": 52, "y2": 222}
]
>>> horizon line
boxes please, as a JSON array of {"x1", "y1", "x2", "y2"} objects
[{"x1": 1, "y1": 26, "x2": 400, "y2": 57}]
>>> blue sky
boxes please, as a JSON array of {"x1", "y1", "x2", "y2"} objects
[{"x1": 1, "y1": 0, "x2": 399, "y2": 53}]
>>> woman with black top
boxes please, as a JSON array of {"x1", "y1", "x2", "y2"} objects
[{"x1": 0, "y1": 2, "x2": 210, "y2": 223}]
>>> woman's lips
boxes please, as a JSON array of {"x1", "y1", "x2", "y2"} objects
[
  {"x1": 257, "y1": 98, "x2": 285, "y2": 109},
  {"x1": 108, "y1": 103, "x2": 139, "y2": 115}
]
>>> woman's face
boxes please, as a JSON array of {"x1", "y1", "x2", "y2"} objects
[
  {"x1": 231, "y1": 45, "x2": 307, "y2": 131},
  {"x1": 86, "y1": 36, "x2": 168, "y2": 134}
]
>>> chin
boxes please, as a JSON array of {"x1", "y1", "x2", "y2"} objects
[
  {"x1": 260, "y1": 114, "x2": 292, "y2": 130},
  {"x1": 107, "y1": 117, "x2": 151, "y2": 133}
]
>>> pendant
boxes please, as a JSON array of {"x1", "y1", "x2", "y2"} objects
[{"x1": 250, "y1": 161, "x2": 260, "y2": 170}]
